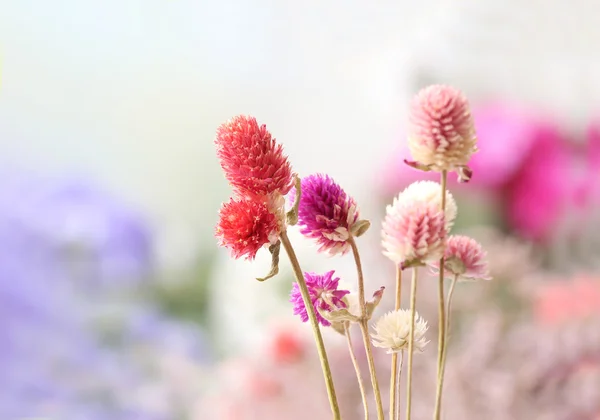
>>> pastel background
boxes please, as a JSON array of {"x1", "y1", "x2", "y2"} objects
[{"x1": 1, "y1": 1, "x2": 600, "y2": 418}]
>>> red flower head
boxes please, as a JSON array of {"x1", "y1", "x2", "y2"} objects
[
  {"x1": 215, "y1": 115, "x2": 294, "y2": 199},
  {"x1": 215, "y1": 198, "x2": 280, "y2": 260}
]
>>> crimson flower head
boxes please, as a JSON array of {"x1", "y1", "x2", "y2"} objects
[
  {"x1": 215, "y1": 197, "x2": 280, "y2": 260},
  {"x1": 293, "y1": 174, "x2": 360, "y2": 255},
  {"x1": 407, "y1": 85, "x2": 477, "y2": 175},
  {"x1": 290, "y1": 270, "x2": 350, "y2": 327},
  {"x1": 215, "y1": 115, "x2": 294, "y2": 198}
]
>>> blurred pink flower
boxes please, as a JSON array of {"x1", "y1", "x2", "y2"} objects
[
  {"x1": 504, "y1": 122, "x2": 590, "y2": 242},
  {"x1": 429, "y1": 235, "x2": 490, "y2": 281},
  {"x1": 534, "y1": 276, "x2": 600, "y2": 326}
]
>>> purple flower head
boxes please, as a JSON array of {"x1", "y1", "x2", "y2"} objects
[
  {"x1": 292, "y1": 174, "x2": 359, "y2": 255},
  {"x1": 289, "y1": 270, "x2": 350, "y2": 327}
]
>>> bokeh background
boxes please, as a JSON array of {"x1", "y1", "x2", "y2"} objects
[{"x1": 2, "y1": 1, "x2": 600, "y2": 419}]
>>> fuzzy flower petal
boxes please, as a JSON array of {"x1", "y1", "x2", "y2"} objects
[
  {"x1": 293, "y1": 174, "x2": 359, "y2": 255},
  {"x1": 215, "y1": 115, "x2": 294, "y2": 198},
  {"x1": 371, "y1": 310, "x2": 428, "y2": 353},
  {"x1": 381, "y1": 192, "x2": 447, "y2": 267},
  {"x1": 392, "y1": 180, "x2": 457, "y2": 230},
  {"x1": 430, "y1": 235, "x2": 491, "y2": 281},
  {"x1": 289, "y1": 270, "x2": 350, "y2": 327},
  {"x1": 215, "y1": 198, "x2": 279, "y2": 260},
  {"x1": 408, "y1": 85, "x2": 477, "y2": 171}
]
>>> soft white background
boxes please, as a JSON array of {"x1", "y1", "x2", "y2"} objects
[{"x1": 2, "y1": 0, "x2": 600, "y2": 274}]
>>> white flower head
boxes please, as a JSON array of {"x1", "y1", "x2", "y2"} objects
[
  {"x1": 393, "y1": 181, "x2": 457, "y2": 230},
  {"x1": 371, "y1": 310, "x2": 429, "y2": 354}
]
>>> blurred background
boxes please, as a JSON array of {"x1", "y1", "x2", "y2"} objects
[{"x1": 1, "y1": 0, "x2": 600, "y2": 418}]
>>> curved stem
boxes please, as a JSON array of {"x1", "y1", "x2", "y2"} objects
[
  {"x1": 390, "y1": 266, "x2": 403, "y2": 420},
  {"x1": 438, "y1": 275, "x2": 458, "y2": 396},
  {"x1": 405, "y1": 267, "x2": 419, "y2": 420},
  {"x1": 433, "y1": 170, "x2": 448, "y2": 420},
  {"x1": 348, "y1": 236, "x2": 385, "y2": 420},
  {"x1": 345, "y1": 323, "x2": 370, "y2": 420},
  {"x1": 280, "y1": 231, "x2": 341, "y2": 419}
]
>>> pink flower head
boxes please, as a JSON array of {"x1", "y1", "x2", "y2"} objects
[
  {"x1": 215, "y1": 197, "x2": 279, "y2": 260},
  {"x1": 215, "y1": 115, "x2": 294, "y2": 198},
  {"x1": 292, "y1": 174, "x2": 359, "y2": 255},
  {"x1": 429, "y1": 235, "x2": 490, "y2": 281},
  {"x1": 407, "y1": 85, "x2": 477, "y2": 173},
  {"x1": 289, "y1": 270, "x2": 350, "y2": 327},
  {"x1": 381, "y1": 196, "x2": 446, "y2": 268}
]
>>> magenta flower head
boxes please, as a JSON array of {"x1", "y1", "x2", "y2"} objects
[
  {"x1": 215, "y1": 115, "x2": 294, "y2": 199},
  {"x1": 290, "y1": 270, "x2": 350, "y2": 327},
  {"x1": 407, "y1": 85, "x2": 477, "y2": 178},
  {"x1": 215, "y1": 197, "x2": 280, "y2": 260},
  {"x1": 381, "y1": 194, "x2": 446, "y2": 268},
  {"x1": 293, "y1": 174, "x2": 360, "y2": 255},
  {"x1": 429, "y1": 235, "x2": 490, "y2": 281}
]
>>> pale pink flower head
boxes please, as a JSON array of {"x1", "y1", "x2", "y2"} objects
[
  {"x1": 407, "y1": 85, "x2": 477, "y2": 174},
  {"x1": 381, "y1": 194, "x2": 446, "y2": 268},
  {"x1": 215, "y1": 197, "x2": 280, "y2": 260},
  {"x1": 215, "y1": 115, "x2": 294, "y2": 198},
  {"x1": 430, "y1": 235, "x2": 490, "y2": 281}
]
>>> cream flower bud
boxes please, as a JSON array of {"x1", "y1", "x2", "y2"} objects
[{"x1": 371, "y1": 310, "x2": 429, "y2": 353}]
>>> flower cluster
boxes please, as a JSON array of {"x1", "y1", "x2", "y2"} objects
[
  {"x1": 215, "y1": 115, "x2": 294, "y2": 260},
  {"x1": 372, "y1": 310, "x2": 429, "y2": 353}
]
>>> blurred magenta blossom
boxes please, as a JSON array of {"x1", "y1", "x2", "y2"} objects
[{"x1": 381, "y1": 103, "x2": 600, "y2": 243}]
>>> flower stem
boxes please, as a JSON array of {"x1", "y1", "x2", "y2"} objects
[
  {"x1": 280, "y1": 230, "x2": 341, "y2": 420},
  {"x1": 405, "y1": 266, "x2": 419, "y2": 420},
  {"x1": 348, "y1": 236, "x2": 385, "y2": 420},
  {"x1": 345, "y1": 323, "x2": 370, "y2": 420},
  {"x1": 390, "y1": 266, "x2": 403, "y2": 420},
  {"x1": 438, "y1": 274, "x2": 458, "y2": 396},
  {"x1": 396, "y1": 350, "x2": 405, "y2": 420},
  {"x1": 433, "y1": 170, "x2": 448, "y2": 420}
]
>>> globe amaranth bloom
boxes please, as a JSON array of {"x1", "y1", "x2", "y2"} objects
[
  {"x1": 215, "y1": 198, "x2": 280, "y2": 260},
  {"x1": 381, "y1": 186, "x2": 447, "y2": 267},
  {"x1": 407, "y1": 85, "x2": 477, "y2": 174},
  {"x1": 289, "y1": 270, "x2": 350, "y2": 327},
  {"x1": 391, "y1": 180, "x2": 457, "y2": 230},
  {"x1": 293, "y1": 174, "x2": 359, "y2": 255},
  {"x1": 429, "y1": 235, "x2": 491, "y2": 281},
  {"x1": 215, "y1": 115, "x2": 294, "y2": 199},
  {"x1": 371, "y1": 309, "x2": 429, "y2": 354}
]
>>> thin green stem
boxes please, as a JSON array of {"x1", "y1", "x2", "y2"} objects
[
  {"x1": 405, "y1": 267, "x2": 419, "y2": 420},
  {"x1": 396, "y1": 350, "x2": 405, "y2": 420},
  {"x1": 433, "y1": 170, "x2": 448, "y2": 420},
  {"x1": 348, "y1": 236, "x2": 385, "y2": 420},
  {"x1": 345, "y1": 323, "x2": 370, "y2": 420},
  {"x1": 390, "y1": 266, "x2": 403, "y2": 420},
  {"x1": 438, "y1": 275, "x2": 458, "y2": 396},
  {"x1": 280, "y1": 231, "x2": 341, "y2": 420}
]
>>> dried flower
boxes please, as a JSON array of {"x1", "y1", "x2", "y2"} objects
[
  {"x1": 290, "y1": 270, "x2": 350, "y2": 327},
  {"x1": 391, "y1": 180, "x2": 457, "y2": 229},
  {"x1": 381, "y1": 195, "x2": 446, "y2": 268},
  {"x1": 215, "y1": 198, "x2": 280, "y2": 260},
  {"x1": 293, "y1": 174, "x2": 359, "y2": 255},
  {"x1": 371, "y1": 310, "x2": 429, "y2": 353},
  {"x1": 215, "y1": 115, "x2": 294, "y2": 198},
  {"x1": 407, "y1": 85, "x2": 477, "y2": 173},
  {"x1": 430, "y1": 235, "x2": 491, "y2": 281}
]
